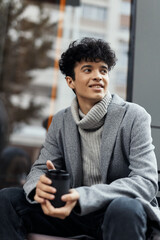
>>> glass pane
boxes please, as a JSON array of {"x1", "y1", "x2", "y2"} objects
[{"x1": 0, "y1": 0, "x2": 131, "y2": 188}]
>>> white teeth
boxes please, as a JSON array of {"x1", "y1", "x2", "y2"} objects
[
  {"x1": 89, "y1": 84, "x2": 103, "y2": 88},
  {"x1": 92, "y1": 85, "x2": 101, "y2": 88}
]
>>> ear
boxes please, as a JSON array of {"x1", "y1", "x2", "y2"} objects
[{"x1": 65, "y1": 76, "x2": 75, "y2": 90}]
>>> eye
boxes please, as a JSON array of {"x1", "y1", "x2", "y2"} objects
[
  {"x1": 84, "y1": 68, "x2": 91, "y2": 73},
  {"x1": 101, "y1": 69, "x2": 108, "y2": 74}
]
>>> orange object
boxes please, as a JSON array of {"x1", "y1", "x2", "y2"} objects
[{"x1": 47, "y1": 0, "x2": 66, "y2": 130}]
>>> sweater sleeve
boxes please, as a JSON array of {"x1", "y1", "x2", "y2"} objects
[{"x1": 23, "y1": 111, "x2": 65, "y2": 203}]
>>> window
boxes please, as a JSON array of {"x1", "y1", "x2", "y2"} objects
[
  {"x1": 82, "y1": 4, "x2": 107, "y2": 22},
  {"x1": 80, "y1": 30, "x2": 105, "y2": 39},
  {"x1": 121, "y1": 1, "x2": 131, "y2": 16}
]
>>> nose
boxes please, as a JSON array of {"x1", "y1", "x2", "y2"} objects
[{"x1": 92, "y1": 70, "x2": 102, "y2": 81}]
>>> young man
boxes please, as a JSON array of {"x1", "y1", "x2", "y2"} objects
[{"x1": 0, "y1": 37, "x2": 160, "y2": 240}]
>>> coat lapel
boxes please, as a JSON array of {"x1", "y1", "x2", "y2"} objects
[
  {"x1": 64, "y1": 109, "x2": 83, "y2": 187},
  {"x1": 100, "y1": 95, "x2": 126, "y2": 182}
]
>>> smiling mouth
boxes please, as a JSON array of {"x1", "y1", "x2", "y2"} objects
[{"x1": 89, "y1": 84, "x2": 104, "y2": 88}]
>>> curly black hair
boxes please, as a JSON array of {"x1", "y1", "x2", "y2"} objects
[{"x1": 59, "y1": 37, "x2": 117, "y2": 79}]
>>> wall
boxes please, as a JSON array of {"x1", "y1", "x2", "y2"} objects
[{"x1": 130, "y1": 0, "x2": 160, "y2": 168}]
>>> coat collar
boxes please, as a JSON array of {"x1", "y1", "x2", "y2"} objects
[{"x1": 100, "y1": 94, "x2": 126, "y2": 182}]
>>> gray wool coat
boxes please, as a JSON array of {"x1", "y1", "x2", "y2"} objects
[{"x1": 24, "y1": 94, "x2": 160, "y2": 225}]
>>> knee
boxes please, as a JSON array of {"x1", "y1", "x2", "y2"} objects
[
  {"x1": 105, "y1": 197, "x2": 146, "y2": 221},
  {"x1": 0, "y1": 187, "x2": 24, "y2": 206},
  {"x1": 0, "y1": 188, "x2": 11, "y2": 203},
  {"x1": 102, "y1": 198, "x2": 147, "y2": 240}
]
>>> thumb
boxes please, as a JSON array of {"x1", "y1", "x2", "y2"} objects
[{"x1": 46, "y1": 160, "x2": 55, "y2": 170}]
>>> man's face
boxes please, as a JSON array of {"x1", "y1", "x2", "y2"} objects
[{"x1": 66, "y1": 60, "x2": 109, "y2": 112}]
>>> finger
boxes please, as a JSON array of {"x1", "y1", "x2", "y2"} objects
[
  {"x1": 61, "y1": 189, "x2": 79, "y2": 202},
  {"x1": 44, "y1": 200, "x2": 77, "y2": 219},
  {"x1": 46, "y1": 160, "x2": 55, "y2": 170},
  {"x1": 37, "y1": 181, "x2": 56, "y2": 194},
  {"x1": 44, "y1": 200, "x2": 64, "y2": 218},
  {"x1": 50, "y1": 201, "x2": 76, "y2": 219},
  {"x1": 45, "y1": 201, "x2": 69, "y2": 219},
  {"x1": 34, "y1": 193, "x2": 46, "y2": 204},
  {"x1": 41, "y1": 200, "x2": 50, "y2": 215},
  {"x1": 39, "y1": 175, "x2": 52, "y2": 185},
  {"x1": 36, "y1": 187, "x2": 55, "y2": 200}
]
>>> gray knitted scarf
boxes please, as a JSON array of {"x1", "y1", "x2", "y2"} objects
[{"x1": 71, "y1": 91, "x2": 112, "y2": 186}]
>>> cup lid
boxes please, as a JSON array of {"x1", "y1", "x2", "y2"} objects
[{"x1": 47, "y1": 169, "x2": 69, "y2": 179}]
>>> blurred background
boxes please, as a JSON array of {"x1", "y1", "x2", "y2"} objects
[{"x1": 0, "y1": 0, "x2": 159, "y2": 189}]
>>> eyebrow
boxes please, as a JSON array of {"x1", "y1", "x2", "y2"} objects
[
  {"x1": 101, "y1": 65, "x2": 108, "y2": 70},
  {"x1": 81, "y1": 65, "x2": 92, "y2": 70},
  {"x1": 81, "y1": 65, "x2": 108, "y2": 70}
]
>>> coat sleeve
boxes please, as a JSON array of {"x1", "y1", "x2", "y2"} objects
[
  {"x1": 23, "y1": 111, "x2": 65, "y2": 203},
  {"x1": 75, "y1": 106, "x2": 158, "y2": 216}
]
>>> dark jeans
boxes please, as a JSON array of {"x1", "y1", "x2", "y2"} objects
[{"x1": 0, "y1": 187, "x2": 147, "y2": 240}]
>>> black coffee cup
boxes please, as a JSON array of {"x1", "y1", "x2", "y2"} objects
[{"x1": 46, "y1": 169, "x2": 70, "y2": 208}]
